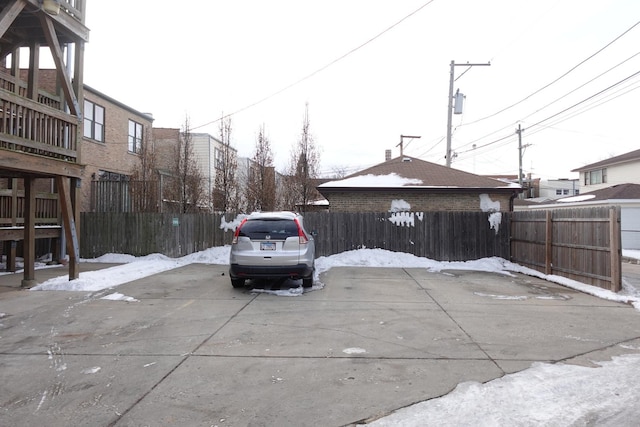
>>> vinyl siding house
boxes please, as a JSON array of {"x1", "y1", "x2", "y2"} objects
[
  {"x1": 318, "y1": 156, "x2": 522, "y2": 213},
  {"x1": 539, "y1": 178, "x2": 580, "y2": 200},
  {"x1": 192, "y1": 132, "x2": 234, "y2": 209},
  {"x1": 572, "y1": 148, "x2": 640, "y2": 193}
]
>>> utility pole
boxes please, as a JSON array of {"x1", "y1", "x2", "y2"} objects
[
  {"x1": 397, "y1": 135, "x2": 421, "y2": 156},
  {"x1": 446, "y1": 60, "x2": 491, "y2": 167},
  {"x1": 516, "y1": 124, "x2": 525, "y2": 197}
]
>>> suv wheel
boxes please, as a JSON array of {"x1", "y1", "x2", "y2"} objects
[
  {"x1": 302, "y1": 275, "x2": 313, "y2": 288},
  {"x1": 231, "y1": 278, "x2": 245, "y2": 288}
]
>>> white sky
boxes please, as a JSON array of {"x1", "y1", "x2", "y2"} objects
[
  {"x1": 2, "y1": 246, "x2": 639, "y2": 425},
  {"x1": 65, "y1": 0, "x2": 640, "y2": 178},
  {"x1": 74, "y1": 1, "x2": 640, "y2": 178}
]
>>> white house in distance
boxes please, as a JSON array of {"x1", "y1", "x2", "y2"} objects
[
  {"x1": 572, "y1": 148, "x2": 640, "y2": 192},
  {"x1": 539, "y1": 178, "x2": 580, "y2": 200},
  {"x1": 191, "y1": 132, "x2": 236, "y2": 206},
  {"x1": 515, "y1": 148, "x2": 640, "y2": 249}
]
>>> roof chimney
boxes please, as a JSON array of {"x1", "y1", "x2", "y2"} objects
[{"x1": 385, "y1": 149, "x2": 392, "y2": 161}]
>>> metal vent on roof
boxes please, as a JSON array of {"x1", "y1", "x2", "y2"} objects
[{"x1": 402, "y1": 157, "x2": 412, "y2": 162}]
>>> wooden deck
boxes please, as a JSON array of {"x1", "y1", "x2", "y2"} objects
[{"x1": 0, "y1": 0, "x2": 88, "y2": 284}]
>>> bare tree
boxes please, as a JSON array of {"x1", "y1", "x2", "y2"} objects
[
  {"x1": 166, "y1": 116, "x2": 205, "y2": 213},
  {"x1": 285, "y1": 103, "x2": 321, "y2": 212},
  {"x1": 130, "y1": 130, "x2": 158, "y2": 212},
  {"x1": 213, "y1": 114, "x2": 239, "y2": 213},
  {"x1": 245, "y1": 124, "x2": 276, "y2": 212},
  {"x1": 330, "y1": 165, "x2": 349, "y2": 179}
]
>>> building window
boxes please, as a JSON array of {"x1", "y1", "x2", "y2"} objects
[
  {"x1": 128, "y1": 120, "x2": 143, "y2": 153},
  {"x1": 83, "y1": 100, "x2": 105, "y2": 142},
  {"x1": 214, "y1": 147, "x2": 224, "y2": 170},
  {"x1": 556, "y1": 189, "x2": 562, "y2": 195},
  {"x1": 585, "y1": 168, "x2": 606, "y2": 185}
]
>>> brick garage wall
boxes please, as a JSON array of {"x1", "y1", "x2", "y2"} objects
[
  {"x1": 325, "y1": 191, "x2": 514, "y2": 212},
  {"x1": 79, "y1": 89, "x2": 153, "y2": 212}
]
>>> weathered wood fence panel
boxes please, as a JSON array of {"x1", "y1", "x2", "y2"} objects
[
  {"x1": 510, "y1": 207, "x2": 621, "y2": 291},
  {"x1": 80, "y1": 211, "x2": 510, "y2": 261},
  {"x1": 80, "y1": 213, "x2": 233, "y2": 258},
  {"x1": 303, "y1": 211, "x2": 510, "y2": 261},
  {"x1": 80, "y1": 209, "x2": 621, "y2": 292}
]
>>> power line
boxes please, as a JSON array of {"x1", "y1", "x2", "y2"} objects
[
  {"x1": 519, "y1": 50, "x2": 640, "y2": 123},
  {"x1": 458, "y1": 18, "x2": 640, "y2": 128},
  {"x1": 526, "y1": 68, "x2": 640, "y2": 129},
  {"x1": 454, "y1": 69, "x2": 640, "y2": 160},
  {"x1": 524, "y1": 80, "x2": 640, "y2": 138},
  {"x1": 192, "y1": 0, "x2": 438, "y2": 131},
  {"x1": 453, "y1": 50, "x2": 640, "y2": 154}
]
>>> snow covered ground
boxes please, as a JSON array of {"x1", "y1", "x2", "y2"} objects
[{"x1": 2, "y1": 248, "x2": 640, "y2": 426}]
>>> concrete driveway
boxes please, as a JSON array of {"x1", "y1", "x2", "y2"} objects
[{"x1": 1, "y1": 264, "x2": 640, "y2": 426}]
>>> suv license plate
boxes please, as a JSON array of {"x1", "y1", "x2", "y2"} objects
[{"x1": 260, "y1": 242, "x2": 276, "y2": 251}]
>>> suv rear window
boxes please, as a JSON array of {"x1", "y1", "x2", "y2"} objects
[{"x1": 238, "y1": 219, "x2": 298, "y2": 240}]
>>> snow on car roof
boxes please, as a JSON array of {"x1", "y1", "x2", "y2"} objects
[{"x1": 246, "y1": 211, "x2": 299, "y2": 220}]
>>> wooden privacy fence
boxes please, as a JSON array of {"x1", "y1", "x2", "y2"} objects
[
  {"x1": 80, "y1": 211, "x2": 510, "y2": 261},
  {"x1": 303, "y1": 211, "x2": 509, "y2": 261},
  {"x1": 91, "y1": 180, "x2": 160, "y2": 213},
  {"x1": 510, "y1": 206, "x2": 622, "y2": 291},
  {"x1": 80, "y1": 212, "x2": 233, "y2": 258},
  {"x1": 80, "y1": 208, "x2": 621, "y2": 292}
]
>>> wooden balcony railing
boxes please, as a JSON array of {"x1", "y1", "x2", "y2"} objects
[
  {"x1": 0, "y1": 188, "x2": 59, "y2": 227},
  {"x1": 0, "y1": 72, "x2": 62, "y2": 110},
  {"x1": 0, "y1": 87, "x2": 78, "y2": 163}
]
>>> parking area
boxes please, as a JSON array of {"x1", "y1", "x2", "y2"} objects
[{"x1": 1, "y1": 263, "x2": 640, "y2": 426}]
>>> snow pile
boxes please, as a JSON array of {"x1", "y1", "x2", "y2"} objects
[
  {"x1": 389, "y1": 199, "x2": 411, "y2": 212},
  {"x1": 101, "y1": 292, "x2": 139, "y2": 302},
  {"x1": 387, "y1": 212, "x2": 416, "y2": 227},
  {"x1": 319, "y1": 173, "x2": 423, "y2": 188},
  {"x1": 16, "y1": 247, "x2": 639, "y2": 310},
  {"x1": 479, "y1": 194, "x2": 500, "y2": 212},
  {"x1": 479, "y1": 194, "x2": 502, "y2": 234},
  {"x1": 365, "y1": 353, "x2": 640, "y2": 426}
]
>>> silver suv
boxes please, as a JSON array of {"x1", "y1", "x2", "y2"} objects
[{"x1": 229, "y1": 211, "x2": 316, "y2": 289}]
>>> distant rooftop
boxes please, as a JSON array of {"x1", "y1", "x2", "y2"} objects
[{"x1": 320, "y1": 156, "x2": 519, "y2": 190}]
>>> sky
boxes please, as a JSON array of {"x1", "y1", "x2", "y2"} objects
[
  {"x1": 1, "y1": 246, "x2": 640, "y2": 425},
  {"x1": 69, "y1": 0, "x2": 640, "y2": 180}
]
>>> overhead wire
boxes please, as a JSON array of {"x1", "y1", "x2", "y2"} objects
[
  {"x1": 524, "y1": 79, "x2": 640, "y2": 139},
  {"x1": 191, "y1": 0, "x2": 438, "y2": 131},
  {"x1": 519, "y1": 50, "x2": 640, "y2": 123},
  {"x1": 454, "y1": 68, "x2": 640, "y2": 162},
  {"x1": 452, "y1": 52, "x2": 640, "y2": 156},
  {"x1": 448, "y1": 18, "x2": 640, "y2": 163},
  {"x1": 525, "y1": 68, "x2": 640, "y2": 130},
  {"x1": 454, "y1": 50, "x2": 640, "y2": 153},
  {"x1": 457, "y1": 18, "x2": 640, "y2": 128}
]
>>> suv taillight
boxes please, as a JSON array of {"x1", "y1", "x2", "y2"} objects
[
  {"x1": 232, "y1": 219, "x2": 247, "y2": 244},
  {"x1": 295, "y1": 218, "x2": 309, "y2": 244}
]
